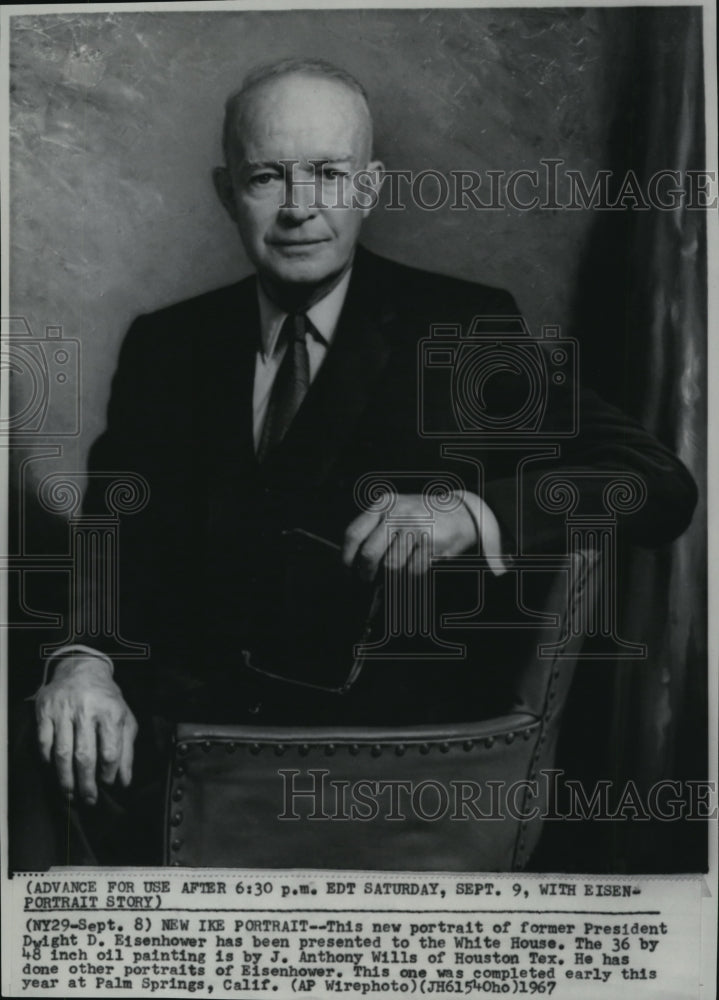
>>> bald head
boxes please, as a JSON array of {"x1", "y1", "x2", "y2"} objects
[{"x1": 222, "y1": 58, "x2": 374, "y2": 167}]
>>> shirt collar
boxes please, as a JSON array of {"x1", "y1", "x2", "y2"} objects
[{"x1": 256, "y1": 268, "x2": 352, "y2": 360}]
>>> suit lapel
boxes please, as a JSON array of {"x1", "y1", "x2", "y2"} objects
[{"x1": 199, "y1": 276, "x2": 259, "y2": 468}]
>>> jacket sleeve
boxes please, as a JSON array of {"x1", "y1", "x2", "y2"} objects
[
  {"x1": 67, "y1": 317, "x2": 171, "y2": 699},
  {"x1": 426, "y1": 283, "x2": 698, "y2": 556},
  {"x1": 481, "y1": 361, "x2": 699, "y2": 557}
]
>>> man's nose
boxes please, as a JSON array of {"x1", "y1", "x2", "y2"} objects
[{"x1": 278, "y1": 175, "x2": 321, "y2": 223}]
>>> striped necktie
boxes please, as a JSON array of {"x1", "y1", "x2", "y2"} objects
[{"x1": 257, "y1": 312, "x2": 311, "y2": 461}]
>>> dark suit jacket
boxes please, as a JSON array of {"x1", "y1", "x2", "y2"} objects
[{"x1": 82, "y1": 247, "x2": 697, "y2": 726}]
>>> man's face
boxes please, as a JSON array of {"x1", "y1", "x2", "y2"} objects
[{"x1": 215, "y1": 73, "x2": 382, "y2": 293}]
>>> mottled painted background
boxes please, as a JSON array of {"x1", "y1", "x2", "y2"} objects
[{"x1": 10, "y1": 7, "x2": 625, "y2": 472}]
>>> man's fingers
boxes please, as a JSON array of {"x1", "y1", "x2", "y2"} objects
[
  {"x1": 385, "y1": 529, "x2": 413, "y2": 572},
  {"x1": 53, "y1": 715, "x2": 75, "y2": 799},
  {"x1": 118, "y1": 712, "x2": 137, "y2": 788},
  {"x1": 355, "y1": 521, "x2": 393, "y2": 582},
  {"x1": 97, "y1": 714, "x2": 122, "y2": 786},
  {"x1": 406, "y1": 531, "x2": 431, "y2": 576},
  {"x1": 342, "y1": 509, "x2": 383, "y2": 568},
  {"x1": 34, "y1": 662, "x2": 134, "y2": 802},
  {"x1": 73, "y1": 713, "x2": 98, "y2": 804},
  {"x1": 384, "y1": 528, "x2": 429, "y2": 576},
  {"x1": 36, "y1": 705, "x2": 54, "y2": 764}
]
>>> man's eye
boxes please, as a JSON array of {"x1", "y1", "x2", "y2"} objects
[
  {"x1": 250, "y1": 172, "x2": 279, "y2": 186},
  {"x1": 323, "y1": 168, "x2": 349, "y2": 180}
]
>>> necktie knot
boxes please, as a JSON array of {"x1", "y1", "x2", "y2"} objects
[{"x1": 289, "y1": 312, "x2": 308, "y2": 343}]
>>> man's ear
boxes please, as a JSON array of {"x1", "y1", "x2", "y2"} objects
[
  {"x1": 358, "y1": 159, "x2": 385, "y2": 218},
  {"x1": 213, "y1": 166, "x2": 238, "y2": 223}
]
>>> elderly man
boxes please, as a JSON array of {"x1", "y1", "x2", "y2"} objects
[{"x1": 24, "y1": 58, "x2": 696, "y2": 865}]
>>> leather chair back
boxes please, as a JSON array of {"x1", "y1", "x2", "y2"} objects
[{"x1": 165, "y1": 551, "x2": 597, "y2": 870}]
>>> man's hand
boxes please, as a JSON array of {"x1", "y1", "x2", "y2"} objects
[
  {"x1": 342, "y1": 492, "x2": 477, "y2": 582},
  {"x1": 35, "y1": 656, "x2": 137, "y2": 805}
]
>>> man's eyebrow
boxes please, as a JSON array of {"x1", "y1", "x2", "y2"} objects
[
  {"x1": 311, "y1": 156, "x2": 355, "y2": 164},
  {"x1": 243, "y1": 156, "x2": 356, "y2": 169},
  {"x1": 243, "y1": 160, "x2": 284, "y2": 170}
]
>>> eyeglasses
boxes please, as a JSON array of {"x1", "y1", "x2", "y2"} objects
[{"x1": 240, "y1": 528, "x2": 383, "y2": 694}]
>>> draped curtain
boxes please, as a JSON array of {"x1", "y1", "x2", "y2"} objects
[
  {"x1": 616, "y1": 6, "x2": 707, "y2": 872},
  {"x1": 560, "y1": 7, "x2": 707, "y2": 873}
]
